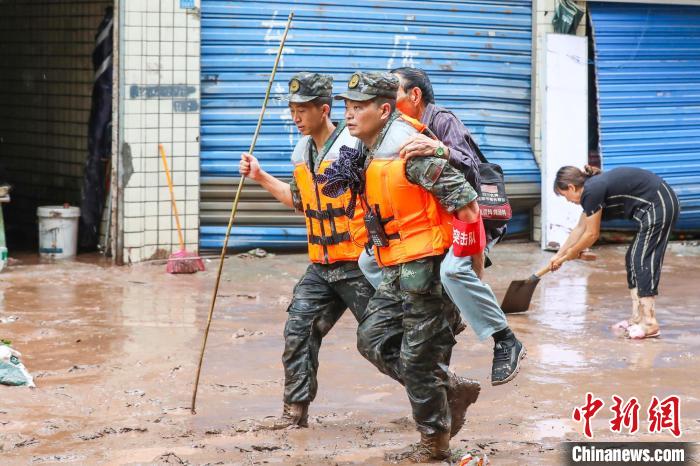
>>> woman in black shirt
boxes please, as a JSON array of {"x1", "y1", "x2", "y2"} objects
[{"x1": 549, "y1": 165, "x2": 679, "y2": 339}]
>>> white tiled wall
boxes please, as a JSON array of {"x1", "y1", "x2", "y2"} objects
[
  {"x1": 531, "y1": 0, "x2": 586, "y2": 242},
  {"x1": 120, "y1": 0, "x2": 200, "y2": 263}
]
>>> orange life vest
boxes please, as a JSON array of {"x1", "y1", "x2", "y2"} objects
[
  {"x1": 364, "y1": 116, "x2": 453, "y2": 267},
  {"x1": 292, "y1": 126, "x2": 366, "y2": 264}
]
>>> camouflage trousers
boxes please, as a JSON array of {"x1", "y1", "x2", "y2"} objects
[
  {"x1": 283, "y1": 263, "x2": 374, "y2": 404},
  {"x1": 357, "y1": 255, "x2": 456, "y2": 436}
]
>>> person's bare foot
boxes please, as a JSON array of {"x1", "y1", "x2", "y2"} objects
[{"x1": 626, "y1": 296, "x2": 659, "y2": 339}]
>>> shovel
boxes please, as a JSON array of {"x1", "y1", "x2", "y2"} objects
[{"x1": 500, "y1": 264, "x2": 551, "y2": 314}]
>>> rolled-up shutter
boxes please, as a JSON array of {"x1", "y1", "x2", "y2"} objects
[
  {"x1": 201, "y1": 0, "x2": 539, "y2": 249},
  {"x1": 590, "y1": 2, "x2": 700, "y2": 231}
]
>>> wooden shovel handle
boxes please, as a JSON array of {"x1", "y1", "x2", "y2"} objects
[{"x1": 534, "y1": 264, "x2": 551, "y2": 279}]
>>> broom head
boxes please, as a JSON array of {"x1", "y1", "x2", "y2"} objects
[{"x1": 167, "y1": 249, "x2": 205, "y2": 274}]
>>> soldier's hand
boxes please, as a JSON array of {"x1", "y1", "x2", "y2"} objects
[
  {"x1": 240, "y1": 152, "x2": 262, "y2": 181},
  {"x1": 399, "y1": 134, "x2": 444, "y2": 160}
]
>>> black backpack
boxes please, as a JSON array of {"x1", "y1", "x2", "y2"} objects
[
  {"x1": 475, "y1": 157, "x2": 512, "y2": 230},
  {"x1": 428, "y1": 109, "x2": 512, "y2": 231}
]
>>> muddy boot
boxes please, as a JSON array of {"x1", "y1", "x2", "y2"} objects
[
  {"x1": 385, "y1": 431, "x2": 450, "y2": 463},
  {"x1": 626, "y1": 297, "x2": 660, "y2": 339},
  {"x1": 261, "y1": 402, "x2": 309, "y2": 430},
  {"x1": 447, "y1": 373, "x2": 480, "y2": 438}
]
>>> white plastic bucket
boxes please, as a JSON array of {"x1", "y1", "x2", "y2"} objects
[{"x1": 37, "y1": 206, "x2": 80, "y2": 259}]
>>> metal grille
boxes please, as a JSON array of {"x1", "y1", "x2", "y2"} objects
[{"x1": 590, "y1": 2, "x2": 700, "y2": 231}]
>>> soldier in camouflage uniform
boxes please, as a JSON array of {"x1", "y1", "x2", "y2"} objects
[
  {"x1": 335, "y1": 72, "x2": 482, "y2": 462},
  {"x1": 239, "y1": 72, "x2": 376, "y2": 429}
]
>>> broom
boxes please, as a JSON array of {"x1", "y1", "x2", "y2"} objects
[{"x1": 159, "y1": 143, "x2": 205, "y2": 274}]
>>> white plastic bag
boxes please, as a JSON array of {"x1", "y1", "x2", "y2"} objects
[{"x1": 0, "y1": 344, "x2": 35, "y2": 387}]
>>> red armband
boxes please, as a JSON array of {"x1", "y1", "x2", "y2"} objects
[{"x1": 452, "y1": 213, "x2": 486, "y2": 257}]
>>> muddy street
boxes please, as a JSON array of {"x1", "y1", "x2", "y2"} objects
[{"x1": 1, "y1": 243, "x2": 699, "y2": 465}]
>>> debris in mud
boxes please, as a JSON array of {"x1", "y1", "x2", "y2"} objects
[
  {"x1": 162, "y1": 406, "x2": 192, "y2": 416},
  {"x1": 0, "y1": 343, "x2": 35, "y2": 387},
  {"x1": 212, "y1": 383, "x2": 249, "y2": 394},
  {"x1": 0, "y1": 315, "x2": 19, "y2": 323},
  {"x1": 388, "y1": 416, "x2": 414, "y2": 430},
  {"x1": 452, "y1": 449, "x2": 491, "y2": 465},
  {"x1": 31, "y1": 454, "x2": 86, "y2": 463},
  {"x1": 78, "y1": 426, "x2": 147, "y2": 440},
  {"x1": 238, "y1": 248, "x2": 271, "y2": 259},
  {"x1": 153, "y1": 452, "x2": 190, "y2": 465},
  {"x1": 14, "y1": 437, "x2": 39, "y2": 448},
  {"x1": 78, "y1": 428, "x2": 114, "y2": 440},
  {"x1": 231, "y1": 419, "x2": 262, "y2": 433},
  {"x1": 251, "y1": 444, "x2": 282, "y2": 452},
  {"x1": 233, "y1": 328, "x2": 264, "y2": 339},
  {"x1": 38, "y1": 419, "x2": 74, "y2": 436},
  {"x1": 68, "y1": 364, "x2": 93, "y2": 372},
  {"x1": 204, "y1": 429, "x2": 221, "y2": 435},
  {"x1": 125, "y1": 389, "x2": 146, "y2": 397},
  {"x1": 119, "y1": 427, "x2": 148, "y2": 433},
  {"x1": 355, "y1": 422, "x2": 379, "y2": 444}
]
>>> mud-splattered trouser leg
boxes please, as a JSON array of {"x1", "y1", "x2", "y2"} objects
[
  {"x1": 357, "y1": 257, "x2": 455, "y2": 435},
  {"x1": 283, "y1": 264, "x2": 375, "y2": 404},
  {"x1": 281, "y1": 265, "x2": 355, "y2": 404},
  {"x1": 331, "y1": 273, "x2": 375, "y2": 325}
]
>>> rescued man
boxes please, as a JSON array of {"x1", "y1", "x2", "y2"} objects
[
  {"x1": 239, "y1": 72, "x2": 376, "y2": 429},
  {"x1": 391, "y1": 66, "x2": 526, "y2": 385},
  {"x1": 335, "y1": 71, "x2": 481, "y2": 462}
]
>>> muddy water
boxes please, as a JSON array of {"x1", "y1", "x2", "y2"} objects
[{"x1": 0, "y1": 243, "x2": 698, "y2": 465}]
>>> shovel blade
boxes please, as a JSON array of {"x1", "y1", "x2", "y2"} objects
[{"x1": 500, "y1": 275, "x2": 540, "y2": 314}]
